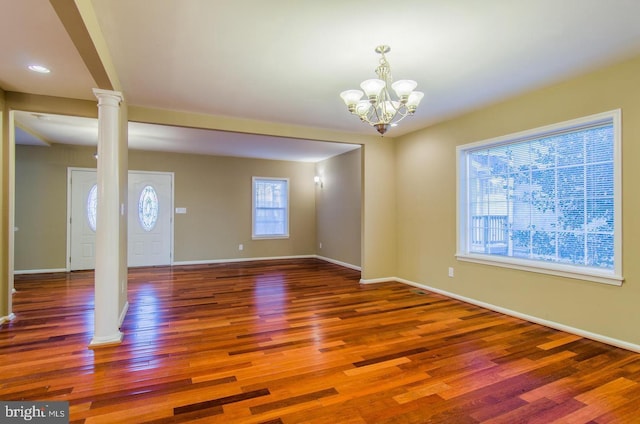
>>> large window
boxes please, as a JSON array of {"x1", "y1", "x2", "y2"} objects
[
  {"x1": 252, "y1": 177, "x2": 289, "y2": 239},
  {"x1": 456, "y1": 110, "x2": 622, "y2": 285}
]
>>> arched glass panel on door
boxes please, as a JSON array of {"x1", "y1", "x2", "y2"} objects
[
  {"x1": 138, "y1": 185, "x2": 159, "y2": 231},
  {"x1": 86, "y1": 184, "x2": 98, "y2": 232}
]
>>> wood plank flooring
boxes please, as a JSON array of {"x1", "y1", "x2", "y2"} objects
[{"x1": 2, "y1": 258, "x2": 640, "y2": 423}]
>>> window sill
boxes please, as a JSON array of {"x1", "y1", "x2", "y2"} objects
[
  {"x1": 455, "y1": 253, "x2": 623, "y2": 286},
  {"x1": 252, "y1": 235, "x2": 290, "y2": 240}
]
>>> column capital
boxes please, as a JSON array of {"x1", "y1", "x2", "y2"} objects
[{"x1": 93, "y1": 88, "x2": 124, "y2": 105}]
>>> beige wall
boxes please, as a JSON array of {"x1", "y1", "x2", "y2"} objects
[
  {"x1": 14, "y1": 143, "x2": 319, "y2": 270},
  {"x1": 395, "y1": 54, "x2": 640, "y2": 345},
  {"x1": 361, "y1": 139, "x2": 396, "y2": 280},
  {"x1": 14, "y1": 145, "x2": 88, "y2": 270},
  {"x1": 315, "y1": 148, "x2": 362, "y2": 267}
]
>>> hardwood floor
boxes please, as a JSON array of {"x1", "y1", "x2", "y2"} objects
[{"x1": 2, "y1": 259, "x2": 640, "y2": 423}]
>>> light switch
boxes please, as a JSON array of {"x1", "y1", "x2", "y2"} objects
[{"x1": 175, "y1": 207, "x2": 187, "y2": 214}]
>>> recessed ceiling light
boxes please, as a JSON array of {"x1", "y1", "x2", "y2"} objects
[{"x1": 28, "y1": 65, "x2": 50, "y2": 74}]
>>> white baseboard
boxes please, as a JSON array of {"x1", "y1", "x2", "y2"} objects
[
  {"x1": 14, "y1": 268, "x2": 67, "y2": 275},
  {"x1": 14, "y1": 256, "x2": 361, "y2": 273},
  {"x1": 0, "y1": 313, "x2": 16, "y2": 325},
  {"x1": 172, "y1": 254, "x2": 316, "y2": 266},
  {"x1": 365, "y1": 276, "x2": 640, "y2": 354},
  {"x1": 360, "y1": 276, "x2": 396, "y2": 284},
  {"x1": 119, "y1": 301, "x2": 129, "y2": 328},
  {"x1": 316, "y1": 256, "x2": 361, "y2": 271}
]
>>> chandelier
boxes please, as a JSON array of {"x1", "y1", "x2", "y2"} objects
[{"x1": 340, "y1": 45, "x2": 424, "y2": 135}]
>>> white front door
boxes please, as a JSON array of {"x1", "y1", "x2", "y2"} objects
[
  {"x1": 68, "y1": 169, "x2": 173, "y2": 270},
  {"x1": 128, "y1": 172, "x2": 172, "y2": 267},
  {"x1": 69, "y1": 169, "x2": 98, "y2": 271}
]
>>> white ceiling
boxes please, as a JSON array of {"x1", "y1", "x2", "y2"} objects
[{"x1": 4, "y1": 0, "x2": 640, "y2": 161}]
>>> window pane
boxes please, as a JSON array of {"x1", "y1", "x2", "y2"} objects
[
  {"x1": 586, "y1": 126, "x2": 614, "y2": 163},
  {"x1": 558, "y1": 232, "x2": 584, "y2": 263},
  {"x1": 556, "y1": 132, "x2": 584, "y2": 166},
  {"x1": 586, "y1": 163, "x2": 614, "y2": 197},
  {"x1": 531, "y1": 230, "x2": 556, "y2": 258},
  {"x1": 512, "y1": 229, "x2": 531, "y2": 258},
  {"x1": 586, "y1": 198, "x2": 613, "y2": 232},
  {"x1": 557, "y1": 166, "x2": 584, "y2": 199},
  {"x1": 587, "y1": 233, "x2": 614, "y2": 268},
  {"x1": 558, "y1": 199, "x2": 584, "y2": 231}
]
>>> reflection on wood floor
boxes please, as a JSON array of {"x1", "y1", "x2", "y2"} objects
[{"x1": 2, "y1": 258, "x2": 640, "y2": 423}]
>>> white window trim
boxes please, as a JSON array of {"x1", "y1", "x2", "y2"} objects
[
  {"x1": 455, "y1": 109, "x2": 623, "y2": 286},
  {"x1": 252, "y1": 176, "x2": 290, "y2": 240}
]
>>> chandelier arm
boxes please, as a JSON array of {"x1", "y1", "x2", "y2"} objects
[
  {"x1": 390, "y1": 111, "x2": 410, "y2": 126},
  {"x1": 367, "y1": 107, "x2": 381, "y2": 125},
  {"x1": 392, "y1": 104, "x2": 409, "y2": 116},
  {"x1": 369, "y1": 101, "x2": 383, "y2": 124}
]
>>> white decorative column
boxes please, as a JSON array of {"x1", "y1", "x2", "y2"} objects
[{"x1": 90, "y1": 89, "x2": 125, "y2": 347}]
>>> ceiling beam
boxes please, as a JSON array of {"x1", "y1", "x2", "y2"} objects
[
  {"x1": 128, "y1": 105, "x2": 390, "y2": 145},
  {"x1": 49, "y1": 0, "x2": 120, "y2": 92}
]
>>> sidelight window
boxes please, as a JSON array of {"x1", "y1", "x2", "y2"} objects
[{"x1": 86, "y1": 184, "x2": 98, "y2": 232}]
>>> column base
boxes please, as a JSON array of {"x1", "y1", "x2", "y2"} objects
[
  {"x1": 0, "y1": 313, "x2": 16, "y2": 325},
  {"x1": 89, "y1": 331, "x2": 124, "y2": 348}
]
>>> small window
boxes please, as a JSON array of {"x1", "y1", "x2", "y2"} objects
[
  {"x1": 138, "y1": 185, "x2": 159, "y2": 232},
  {"x1": 456, "y1": 110, "x2": 622, "y2": 285},
  {"x1": 86, "y1": 184, "x2": 98, "y2": 232},
  {"x1": 252, "y1": 177, "x2": 289, "y2": 239}
]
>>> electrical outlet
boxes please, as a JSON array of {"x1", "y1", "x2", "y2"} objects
[
  {"x1": 448, "y1": 267, "x2": 454, "y2": 278},
  {"x1": 239, "y1": 244, "x2": 244, "y2": 251},
  {"x1": 319, "y1": 242, "x2": 322, "y2": 249}
]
